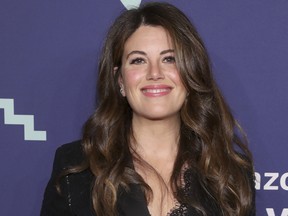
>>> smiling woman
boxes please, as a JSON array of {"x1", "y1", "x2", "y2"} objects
[
  {"x1": 119, "y1": 25, "x2": 187, "y2": 121},
  {"x1": 41, "y1": 2, "x2": 255, "y2": 216}
]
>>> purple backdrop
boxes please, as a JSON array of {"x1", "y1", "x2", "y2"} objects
[{"x1": 0, "y1": 0, "x2": 287, "y2": 215}]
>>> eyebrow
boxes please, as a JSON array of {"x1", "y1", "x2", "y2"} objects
[
  {"x1": 126, "y1": 50, "x2": 146, "y2": 59},
  {"x1": 126, "y1": 49, "x2": 174, "y2": 59},
  {"x1": 160, "y1": 49, "x2": 174, "y2": 55}
]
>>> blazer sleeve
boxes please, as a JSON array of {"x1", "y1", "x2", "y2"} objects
[{"x1": 40, "y1": 142, "x2": 80, "y2": 216}]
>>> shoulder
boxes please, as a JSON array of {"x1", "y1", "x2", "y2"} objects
[
  {"x1": 53, "y1": 139, "x2": 93, "y2": 186},
  {"x1": 41, "y1": 140, "x2": 94, "y2": 216},
  {"x1": 56, "y1": 140, "x2": 84, "y2": 162},
  {"x1": 52, "y1": 140, "x2": 85, "y2": 173}
]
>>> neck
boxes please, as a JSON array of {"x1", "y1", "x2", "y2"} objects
[{"x1": 131, "y1": 115, "x2": 181, "y2": 160}]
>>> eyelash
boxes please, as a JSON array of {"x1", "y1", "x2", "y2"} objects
[
  {"x1": 129, "y1": 56, "x2": 175, "y2": 65},
  {"x1": 163, "y1": 56, "x2": 175, "y2": 63},
  {"x1": 130, "y1": 58, "x2": 145, "y2": 65}
]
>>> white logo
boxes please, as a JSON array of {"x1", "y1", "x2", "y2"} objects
[
  {"x1": 255, "y1": 172, "x2": 288, "y2": 191},
  {"x1": 120, "y1": 0, "x2": 141, "y2": 10},
  {"x1": 266, "y1": 208, "x2": 288, "y2": 216},
  {"x1": 0, "y1": 98, "x2": 47, "y2": 141}
]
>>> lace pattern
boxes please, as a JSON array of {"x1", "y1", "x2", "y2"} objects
[
  {"x1": 167, "y1": 202, "x2": 188, "y2": 216},
  {"x1": 166, "y1": 168, "x2": 192, "y2": 216}
]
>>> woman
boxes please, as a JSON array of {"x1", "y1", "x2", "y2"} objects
[{"x1": 41, "y1": 2, "x2": 255, "y2": 216}]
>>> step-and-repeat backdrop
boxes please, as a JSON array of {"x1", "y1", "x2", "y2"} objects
[{"x1": 1, "y1": 1, "x2": 287, "y2": 215}]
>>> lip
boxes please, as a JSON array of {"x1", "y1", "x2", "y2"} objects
[{"x1": 140, "y1": 85, "x2": 173, "y2": 97}]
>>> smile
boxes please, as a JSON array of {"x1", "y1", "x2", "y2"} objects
[
  {"x1": 142, "y1": 88, "x2": 170, "y2": 93},
  {"x1": 141, "y1": 85, "x2": 172, "y2": 97}
]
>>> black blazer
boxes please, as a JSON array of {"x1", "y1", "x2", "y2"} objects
[
  {"x1": 40, "y1": 141, "x2": 255, "y2": 216},
  {"x1": 41, "y1": 141, "x2": 154, "y2": 216}
]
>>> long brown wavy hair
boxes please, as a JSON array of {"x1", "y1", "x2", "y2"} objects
[{"x1": 66, "y1": 2, "x2": 255, "y2": 216}]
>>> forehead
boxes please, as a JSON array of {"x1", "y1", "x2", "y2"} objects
[{"x1": 123, "y1": 25, "x2": 173, "y2": 52}]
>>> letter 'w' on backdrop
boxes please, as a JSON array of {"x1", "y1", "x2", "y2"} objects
[
  {"x1": 266, "y1": 208, "x2": 288, "y2": 216},
  {"x1": 0, "y1": 98, "x2": 47, "y2": 141}
]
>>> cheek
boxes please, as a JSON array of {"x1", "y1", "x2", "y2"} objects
[
  {"x1": 169, "y1": 71, "x2": 185, "y2": 87},
  {"x1": 122, "y1": 68, "x2": 144, "y2": 89}
]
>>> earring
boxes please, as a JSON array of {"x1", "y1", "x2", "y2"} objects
[{"x1": 120, "y1": 87, "x2": 125, "y2": 96}]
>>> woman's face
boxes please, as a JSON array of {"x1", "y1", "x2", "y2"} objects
[{"x1": 119, "y1": 25, "x2": 187, "y2": 121}]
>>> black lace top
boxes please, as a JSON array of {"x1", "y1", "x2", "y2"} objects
[
  {"x1": 167, "y1": 168, "x2": 191, "y2": 216},
  {"x1": 168, "y1": 203, "x2": 188, "y2": 216}
]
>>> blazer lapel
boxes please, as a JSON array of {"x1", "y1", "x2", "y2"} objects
[{"x1": 117, "y1": 184, "x2": 150, "y2": 216}]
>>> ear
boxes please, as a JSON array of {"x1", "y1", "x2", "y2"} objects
[{"x1": 115, "y1": 67, "x2": 126, "y2": 97}]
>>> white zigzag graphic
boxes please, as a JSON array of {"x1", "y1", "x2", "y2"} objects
[{"x1": 0, "y1": 98, "x2": 47, "y2": 141}]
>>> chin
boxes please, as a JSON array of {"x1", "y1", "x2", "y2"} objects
[{"x1": 139, "y1": 111, "x2": 180, "y2": 121}]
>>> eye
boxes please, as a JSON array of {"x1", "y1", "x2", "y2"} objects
[
  {"x1": 163, "y1": 56, "x2": 175, "y2": 63},
  {"x1": 130, "y1": 57, "x2": 145, "y2": 65}
]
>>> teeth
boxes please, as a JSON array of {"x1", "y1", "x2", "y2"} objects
[{"x1": 143, "y1": 88, "x2": 169, "y2": 93}]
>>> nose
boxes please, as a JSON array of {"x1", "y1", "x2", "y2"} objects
[{"x1": 146, "y1": 63, "x2": 165, "y2": 80}]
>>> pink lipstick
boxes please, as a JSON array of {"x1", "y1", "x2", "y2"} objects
[{"x1": 141, "y1": 85, "x2": 172, "y2": 97}]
